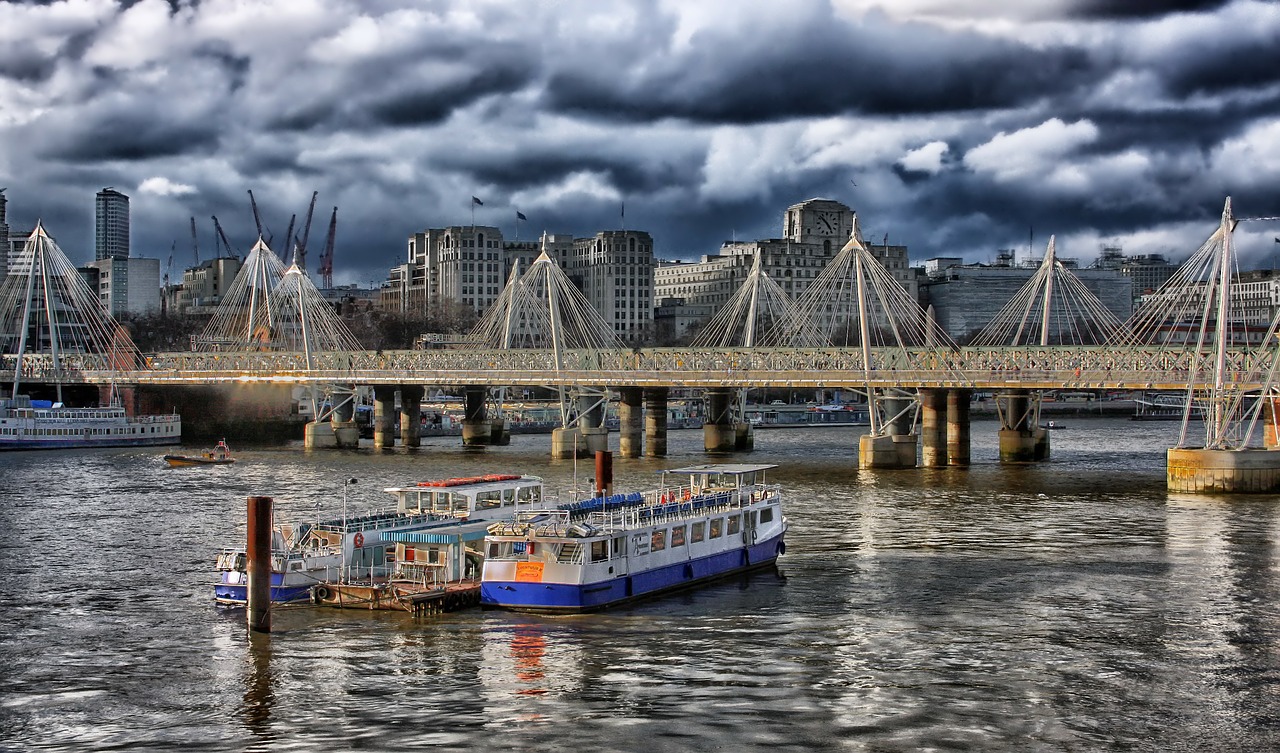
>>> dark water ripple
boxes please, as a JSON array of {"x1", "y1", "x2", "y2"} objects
[{"x1": 2, "y1": 419, "x2": 1280, "y2": 751}]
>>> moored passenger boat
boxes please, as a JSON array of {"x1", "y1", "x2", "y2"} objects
[
  {"x1": 0, "y1": 395, "x2": 181, "y2": 450},
  {"x1": 214, "y1": 473, "x2": 545, "y2": 605},
  {"x1": 480, "y1": 463, "x2": 786, "y2": 613}
]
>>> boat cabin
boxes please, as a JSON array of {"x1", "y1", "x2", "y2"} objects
[{"x1": 382, "y1": 474, "x2": 544, "y2": 521}]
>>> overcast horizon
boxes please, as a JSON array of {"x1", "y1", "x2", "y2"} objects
[{"x1": 2, "y1": 0, "x2": 1279, "y2": 286}]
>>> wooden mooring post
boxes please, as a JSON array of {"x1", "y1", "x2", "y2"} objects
[{"x1": 246, "y1": 495, "x2": 273, "y2": 633}]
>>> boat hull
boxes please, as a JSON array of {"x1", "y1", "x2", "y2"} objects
[
  {"x1": 165, "y1": 455, "x2": 235, "y2": 467},
  {"x1": 481, "y1": 532, "x2": 786, "y2": 613},
  {"x1": 214, "y1": 580, "x2": 315, "y2": 606}
]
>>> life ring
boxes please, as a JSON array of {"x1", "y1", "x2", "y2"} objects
[{"x1": 353, "y1": 532, "x2": 365, "y2": 548}]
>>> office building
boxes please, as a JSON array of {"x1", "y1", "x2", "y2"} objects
[{"x1": 95, "y1": 187, "x2": 130, "y2": 261}]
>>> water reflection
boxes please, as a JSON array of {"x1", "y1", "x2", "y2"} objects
[{"x1": 241, "y1": 632, "x2": 275, "y2": 746}]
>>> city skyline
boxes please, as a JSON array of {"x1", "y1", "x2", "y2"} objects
[{"x1": 1, "y1": 1, "x2": 1278, "y2": 285}]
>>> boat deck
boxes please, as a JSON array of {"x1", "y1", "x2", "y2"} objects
[{"x1": 312, "y1": 579, "x2": 481, "y2": 615}]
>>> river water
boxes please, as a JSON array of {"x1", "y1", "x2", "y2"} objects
[{"x1": 1, "y1": 418, "x2": 1278, "y2": 751}]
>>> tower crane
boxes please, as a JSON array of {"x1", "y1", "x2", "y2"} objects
[
  {"x1": 211, "y1": 216, "x2": 236, "y2": 258},
  {"x1": 318, "y1": 207, "x2": 338, "y2": 289},
  {"x1": 280, "y1": 213, "x2": 296, "y2": 264},
  {"x1": 296, "y1": 190, "x2": 318, "y2": 273},
  {"x1": 189, "y1": 216, "x2": 200, "y2": 265},
  {"x1": 248, "y1": 189, "x2": 270, "y2": 245}
]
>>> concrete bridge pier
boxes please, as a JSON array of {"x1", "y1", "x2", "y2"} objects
[
  {"x1": 618, "y1": 387, "x2": 644, "y2": 458},
  {"x1": 704, "y1": 388, "x2": 736, "y2": 454},
  {"x1": 920, "y1": 388, "x2": 948, "y2": 467},
  {"x1": 312, "y1": 386, "x2": 359, "y2": 449},
  {"x1": 1167, "y1": 447, "x2": 1280, "y2": 493},
  {"x1": 579, "y1": 392, "x2": 609, "y2": 455},
  {"x1": 946, "y1": 388, "x2": 972, "y2": 466},
  {"x1": 461, "y1": 386, "x2": 490, "y2": 447},
  {"x1": 399, "y1": 384, "x2": 424, "y2": 448},
  {"x1": 859, "y1": 395, "x2": 919, "y2": 469},
  {"x1": 644, "y1": 387, "x2": 668, "y2": 457},
  {"x1": 998, "y1": 389, "x2": 1049, "y2": 462},
  {"x1": 372, "y1": 385, "x2": 397, "y2": 448}
]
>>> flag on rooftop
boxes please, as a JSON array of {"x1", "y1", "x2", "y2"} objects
[
  {"x1": 516, "y1": 210, "x2": 527, "y2": 221},
  {"x1": 472, "y1": 196, "x2": 484, "y2": 206}
]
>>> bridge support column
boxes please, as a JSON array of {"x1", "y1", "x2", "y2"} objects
[
  {"x1": 399, "y1": 384, "x2": 423, "y2": 448},
  {"x1": 704, "y1": 388, "x2": 736, "y2": 454},
  {"x1": 858, "y1": 433, "x2": 919, "y2": 469},
  {"x1": 946, "y1": 389, "x2": 972, "y2": 467},
  {"x1": 644, "y1": 387, "x2": 668, "y2": 458},
  {"x1": 461, "y1": 386, "x2": 490, "y2": 447},
  {"x1": 919, "y1": 388, "x2": 948, "y2": 468},
  {"x1": 1167, "y1": 448, "x2": 1280, "y2": 493},
  {"x1": 330, "y1": 386, "x2": 360, "y2": 448},
  {"x1": 304, "y1": 420, "x2": 336, "y2": 449},
  {"x1": 1263, "y1": 397, "x2": 1280, "y2": 449},
  {"x1": 372, "y1": 385, "x2": 397, "y2": 448},
  {"x1": 998, "y1": 389, "x2": 1049, "y2": 463},
  {"x1": 550, "y1": 427, "x2": 583, "y2": 459},
  {"x1": 579, "y1": 392, "x2": 609, "y2": 455},
  {"x1": 618, "y1": 387, "x2": 643, "y2": 458}
]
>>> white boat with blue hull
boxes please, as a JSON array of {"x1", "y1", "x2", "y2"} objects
[
  {"x1": 0, "y1": 396, "x2": 181, "y2": 450},
  {"x1": 214, "y1": 474, "x2": 545, "y2": 605},
  {"x1": 481, "y1": 464, "x2": 786, "y2": 613}
]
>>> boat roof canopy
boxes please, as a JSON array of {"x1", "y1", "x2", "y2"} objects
[{"x1": 663, "y1": 464, "x2": 778, "y2": 476}]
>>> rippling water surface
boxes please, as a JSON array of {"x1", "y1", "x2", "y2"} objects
[{"x1": 2, "y1": 418, "x2": 1279, "y2": 751}]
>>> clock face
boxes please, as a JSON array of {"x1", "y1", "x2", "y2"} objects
[{"x1": 816, "y1": 212, "x2": 837, "y2": 234}]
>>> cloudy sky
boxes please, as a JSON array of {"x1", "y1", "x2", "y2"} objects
[{"x1": 2, "y1": 0, "x2": 1279, "y2": 286}]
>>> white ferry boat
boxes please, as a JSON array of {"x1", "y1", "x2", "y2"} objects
[
  {"x1": 481, "y1": 463, "x2": 787, "y2": 613},
  {"x1": 214, "y1": 474, "x2": 545, "y2": 605},
  {"x1": 0, "y1": 395, "x2": 181, "y2": 450}
]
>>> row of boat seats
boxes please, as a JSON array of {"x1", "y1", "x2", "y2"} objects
[{"x1": 560, "y1": 492, "x2": 645, "y2": 516}]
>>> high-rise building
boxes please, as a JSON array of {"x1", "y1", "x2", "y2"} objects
[
  {"x1": 0, "y1": 189, "x2": 9, "y2": 280},
  {"x1": 95, "y1": 187, "x2": 130, "y2": 261}
]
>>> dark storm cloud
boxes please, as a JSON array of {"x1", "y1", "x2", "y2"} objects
[
  {"x1": 545, "y1": 13, "x2": 1097, "y2": 122},
  {"x1": 1067, "y1": 0, "x2": 1234, "y2": 19},
  {"x1": 2, "y1": 0, "x2": 1278, "y2": 284},
  {"x1": 366, "y1": 64, "x2": 532, "y2": 127}
]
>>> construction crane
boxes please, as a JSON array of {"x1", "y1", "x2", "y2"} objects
[
  {"x1": 248, "y1": 189, "x2": 270, "y2": 245},
  {"x1": 211, "y1": 216, "x2": 236, "y2": 258},
  {"x1": 189, "y1": 216, "x2": 200, "y2": 265},
  {"x1": 318, "y1": 206, "x2": 338, "y2": 289},
  {"x1": 296, "y1": 190, "x2": 319, "y2": 272},
  {"x1": 280, "y1": 213, "x2": 296, "y2": 264}
]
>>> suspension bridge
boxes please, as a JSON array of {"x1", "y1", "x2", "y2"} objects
[{"x1": 3, "y1": 198, "x2": 1279, "y2": 493}]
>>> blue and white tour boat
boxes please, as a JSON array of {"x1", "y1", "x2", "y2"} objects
[
  {"x1": 480, "y1": 463, "x2": 786, "y2": 613},
  {"x1": 214, "y1": 473, "x2": 546, "y2": 605}
]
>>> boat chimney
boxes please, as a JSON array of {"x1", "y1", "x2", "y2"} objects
[
  {"x1": 246, "y1": 496, "x2": 273, "y2": 633},
  {"x1": 595, "y1": 450, "x2": 613, "y2": 497}
]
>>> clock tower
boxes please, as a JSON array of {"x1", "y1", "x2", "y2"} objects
[{"x1": 784, "y1": 198, "x2": 854, "y2": 246}]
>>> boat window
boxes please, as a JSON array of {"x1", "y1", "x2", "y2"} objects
[
  {"x1": 518, "y1": 484, "x2": 541, "y2": 504},
  {"x1": 760, "y1": 507, "x2": 774, "y2": 524},
  {"x1": 611, "y1": 536, "x2": 625, "y2": 558},
  {"x1": 431, "y1": 493, "x2": 451, "y2": 513},
  {"x1": 475, "y1": 490, "x2": 503, "y2": 509},
  {"x1": 691, "y1": 522, "x2": 705, "y2": 543},
  {"x1": 727, "y1": 515, "x2": 741, "y2": 535},
  {"x1": 709, "y1": 518, "x2": 723, "y2": 539},
  {"x1": 671, "y1": 525, "x2": 686, "y2": 547},
  {"x1": 651, "y1": 530, "x2": 666, "y2": 551},
  {"x1": 740, "y1": 471, "x2": 756, "y2": 486},
  {"x1": 452, "y1": 494, "x2": 469, "y2": 515},
  {"x1": 487, "y1": 541, "x2": 522, "y2": 560},
  {"x1": 502, "y1": 488, "x2": 515, "y2": 505},
  {"x1": 590, "y1": 540, "x2": 608, "y2": 562}
]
